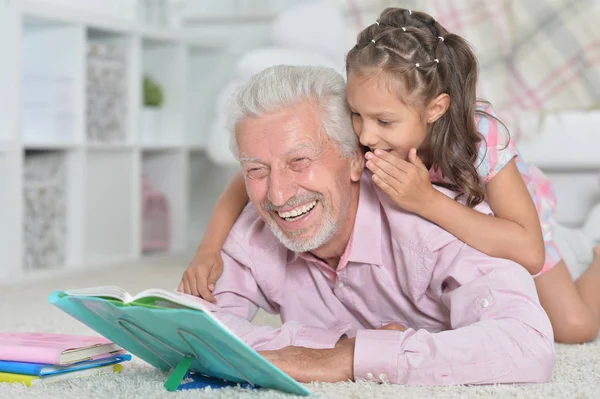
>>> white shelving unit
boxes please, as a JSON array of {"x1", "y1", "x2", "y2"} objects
[{"x1": 0, "y1": 0, "x2": 233, "y2": 284}]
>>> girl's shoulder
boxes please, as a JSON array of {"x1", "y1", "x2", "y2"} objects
[
  {"x1": 475, "y1": 101, "x2": 511, "y2": 146},
  {"x1": 474, "y1": 101, "x2": 519, "y2": 183}
]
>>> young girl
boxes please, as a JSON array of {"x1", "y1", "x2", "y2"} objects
[{"x1": 178, "y1": 7, "x2": 600, "y2": 344}]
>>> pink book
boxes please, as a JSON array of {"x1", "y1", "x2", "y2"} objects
[{"x1": 0, "y1": 332, "x2": 124, "y2": 365}]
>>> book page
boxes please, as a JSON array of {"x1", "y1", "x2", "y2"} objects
[
  {"x1": 133, "y1": 288, "x2": 213, "y2": 313},
  {"x1": 66, "y1": 287, "x2": 231, "y2": 331},
  {"x1": 64, "y1": 286, "x2": 132, "y2": 303}
]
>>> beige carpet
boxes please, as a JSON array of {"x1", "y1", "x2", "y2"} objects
[{"x1": 1, "y1": 257, "x2": 598, "y2": 398}]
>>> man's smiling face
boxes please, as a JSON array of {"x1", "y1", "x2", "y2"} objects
[{"x1": 236, "y1": 101, "x2": 357, "y2": 252}]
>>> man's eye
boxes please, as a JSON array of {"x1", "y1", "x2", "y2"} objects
[
  {"x1": 291, "y1": 157, "x2": 310, "y2": 170},
  {"x1": 378, "y1": 120, "x2": 392, "y2": 126},
  {"x1": 351, "y1": 112, "x2": 361, "y2": 117},
  {"x1": 246, "y1": 168, "x2": 268, "y2": 179}
]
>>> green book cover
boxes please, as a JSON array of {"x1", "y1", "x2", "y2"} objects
[{"x1": 48, "y1": 288, "x2": 310, "y2": 396}]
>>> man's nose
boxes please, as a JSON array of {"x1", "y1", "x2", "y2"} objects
[{"x1": 267, "y1": 168, "x2": 297, "y2": 207}]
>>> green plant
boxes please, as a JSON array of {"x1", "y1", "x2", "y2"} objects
[{"x1": 143, "y1": 76, "x2": 164, "y2": 107}]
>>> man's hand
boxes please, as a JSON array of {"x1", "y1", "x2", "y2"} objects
[
  {"x1": 177, "y1": 249, "x2": 224, "y2": 302},
  {"x1": 259, "y1": 338, "x2": 355, "y2": 383},
  {"x1": 365, "y1": 148, "x2": 437, "y2": 215},
  {"x1": 259, "y1": 326, "x2": 406, "y2": 383}
]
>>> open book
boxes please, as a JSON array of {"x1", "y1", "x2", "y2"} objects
[
  {"x1": 50, "y1": 287, "x2": 310, "y2": 396},
  {"x1": 65, "y1": 286, "x2": 214, "y2": 313},
  {"x1": 63, "y1": 286, "x2": 232, "y2": 331}
]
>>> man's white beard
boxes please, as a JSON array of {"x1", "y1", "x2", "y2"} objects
[{"x1": 266, "y1": 212, "x2": 338, "y2": 253}]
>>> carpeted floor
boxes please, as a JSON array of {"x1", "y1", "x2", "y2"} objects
[{"x1": 1, "y1": 257, "x2": 598, "y2": 398}]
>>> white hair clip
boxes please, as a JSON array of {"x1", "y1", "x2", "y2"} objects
[
  {"x1": 415, "y1": 62, "x2": 420, "y2": 67},
  {"x1": 375, "y1": 21, "x2": 380, "y2": 26},
  {"x1": 409, "y1": 9, "x2": 412, "y2": 15},
  {"x1": 434, "y1": 59, "x2": 440, "y2": 63},
  {"x1": 371, "y1": 39, "x2": 376, "y2": 44},
  {"x1": 438, "y1": 36, "x2": 445, "y2": 42},
  {"x1": 402, "y1": 27, "x2": 406, "y2": 31}
]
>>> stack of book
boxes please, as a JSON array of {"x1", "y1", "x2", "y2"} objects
[{"x1": 0, "y1": 332, "x2": 131, "y2": 386}]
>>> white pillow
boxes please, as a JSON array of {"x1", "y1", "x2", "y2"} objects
[
  {"x1": 205, "y1": 117, "x2": 238, "y2": 166},
  {"x1": 270, "y1": 1, "x2": 349, "y2": 68},
  {"x1": 584, "y1": 202, "x2": 600, "y2": 246},
  {"x1": 236, "y1": 46, "x2": 339, "y2": 79},
  {"x1": 215, "y1": 79, "x2": 246, "y2": 117}
]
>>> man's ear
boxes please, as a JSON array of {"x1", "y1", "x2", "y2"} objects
[
  {"x1": 426, "y1": 93, "x2": 450, "y2": 124},
  {"x1": 349, "y1": 146, "x2": 364, "y2": 182}
]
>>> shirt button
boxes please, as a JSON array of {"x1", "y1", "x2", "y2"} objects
[
  {"x1": 337, "y1": 281, "x2": 344, "y2": 289},
  {"x1": 379, "y1": 373, "x2": 387, "y2": 382},
  {"x1": 366, "y1": 372, "x2": 373, "y2": 380},
  {"x1": 480, "y1": 299, "x2": 490, "y2": 308}
]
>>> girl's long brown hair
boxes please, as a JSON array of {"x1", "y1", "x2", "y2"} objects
[{"x1": 346, "y1": 7, "x2": 503, "y2": 207}]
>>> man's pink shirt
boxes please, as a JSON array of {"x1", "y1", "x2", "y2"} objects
[{"x1": 203, "y1": 172, "x2": 554, "y2": 385}]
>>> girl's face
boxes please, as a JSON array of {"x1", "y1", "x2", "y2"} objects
[{"x1": 346, "y1": 73, "x2": 430, "y2": 161}]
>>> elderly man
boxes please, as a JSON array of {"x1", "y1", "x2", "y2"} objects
[{"x1": 191, "y1": 65, "x2": 554, "y2": 385}]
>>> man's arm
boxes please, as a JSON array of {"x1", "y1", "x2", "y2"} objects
[
  {"x1": 352, "y1": 241, "x2": 555, "y2": 385},
  {"x1": 262, "y1": 241, "x2": 555, "y2": 385},
  {"x1": 200, "y1": 238, "x2": 345, "y2": 351}
]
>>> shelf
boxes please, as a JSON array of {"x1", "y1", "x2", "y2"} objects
[
  {"x1": 0, "y1": 151, "x2": 22, "y2": 282},
  {"x1": 23, "y1": 140, "x2": 79, "y2": 151},
  {"x1": 20, "y1": 0, "x2": 141, "y2": 36},
  {"x1": 21, "y1": 15, "x2": 84, "y2": 145},
  {"x1": 141, "y1": 143, "x2": 182, "y2": 152},
  {"x1": 1, "y1": 0, "x2": 232, "y2": 283},
  {"x1": 188, "y1": 145, "x2": 206, "y2": 153},
  {"x1": 185, "y1": 47, "x2": 234, "y2": 150},
  {"x1": 178, "y1": 0, "x2": 291, "y2": 26},
  {"x1": 85, "y1": 28, "x2": 135, "y2": 146},
  {"x1": 86, "y1": 142, "x2": 137, "y2": 151},
  {"x1": 0, "y1": 3, "x2": 19, "y2": 143},
  {"x1": 139, "y1": 25, "x2": 222, "y2": 48},
  {"x1": 22, "y1": 150, "x2": 71, "y2": 272},
  {"x1": 142, "y1": 151, "x2": 188, "y2": 253},
  {"x1": 182, "y1": 13, "x2": 278, "y2": 25},
  {"x1": 0, "y1": 140, "x2": 19, "y2": 153},
  {"x1": 83, "y1": 150, "x2": 138, "y2": 264},
  {"x1": 141, "y1": 39, "x2": 186, "y2": 146},
  {"x1": 20, "y1": 0, "x2": 225, "y2": 48}
]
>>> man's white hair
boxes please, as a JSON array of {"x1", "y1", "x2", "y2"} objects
[{"x1": 227, "y1": 65, "x2": 357, "y2": 159}]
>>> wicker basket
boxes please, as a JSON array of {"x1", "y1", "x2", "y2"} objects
[
  {"x1": 23, "y1": 152, "x2": 67, "y2": 270},
  {"x1": 86, "y1": 42, "x2": 128, "y2": 143}
]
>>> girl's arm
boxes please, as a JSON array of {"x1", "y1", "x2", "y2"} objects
[
  {"x1": 197, "y1": 171, "x2": 248, "y2": 253},
  {"x1": 179, "y1": 171, "x2": 249, "y2": 300},
  {"x1": 419, "y1": 159, "x2": 546, "y2": 275}
]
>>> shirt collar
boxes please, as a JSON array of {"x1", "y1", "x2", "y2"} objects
[
  {"x1": 289, "y1": 172, "x2": 383, "y2": 267},
  {"x1": 345, "y1": 172, "x2": 383, "y2": 266}
]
